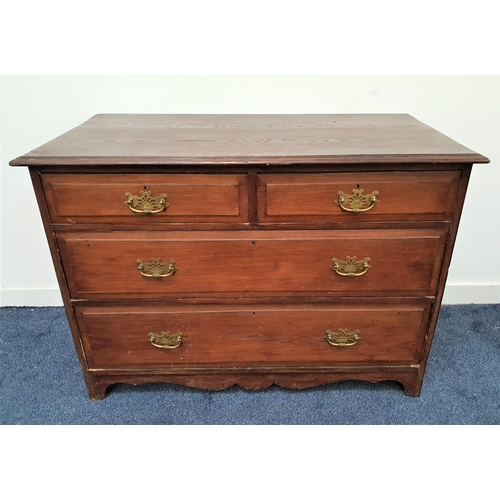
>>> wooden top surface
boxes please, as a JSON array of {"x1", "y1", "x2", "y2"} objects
[{"x1": 10, "y1": 114, "x2": 489, "y2": 166}]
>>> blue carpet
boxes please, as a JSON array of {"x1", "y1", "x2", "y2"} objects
[{"x1": 1, "y1": 304, "x2": 499, "y2": 424}]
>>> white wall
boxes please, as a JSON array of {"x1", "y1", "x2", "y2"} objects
[{"x1": 1, "y1": 76, "x2": 499, "y2": 306}]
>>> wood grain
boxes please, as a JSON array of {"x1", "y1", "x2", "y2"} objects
[
  {"x1": 259, "y1": 170, "x2": 461, "y2": 222},
  {"x1": 76, "y1": 302, "x2": 430, "y2": 369},
  {"x1": 10, "y1": 114, "x2": 489, "y2": 166},
  {"x1": 12, "y1": 114, "x2": 487, "y2": 399},
  {"x1": 42, "y1": 173, "x2": 248, "y2": 224},
  {"x1": 57, "y1": 229, "x2": 447, "y2": 299},
  {"x1": 84, "y1": 369, "x2": 423, "y2": 399}
]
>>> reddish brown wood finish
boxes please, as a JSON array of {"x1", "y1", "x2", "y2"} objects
[
  {"x1": 11, "y1": 114, "x2": 489, "y2": 399},
  {"x1": 76, "y1": 302, "x2": 430, "y2": 369},
  {"x1": 57, "y1": 229, "x2": 447, "y2": 299},
  {"x1": 42, "y1": 173, "x2": 249, "y2": 224},
  {"x1": 10, "y1": 114, "x2": 488, "y2": 166},
  {"x1": 85, "y1": 369, "x2": 423, "y2": 400},
  {"x1": 258, "y1": 171, "x2": 461, "y2": 222}
]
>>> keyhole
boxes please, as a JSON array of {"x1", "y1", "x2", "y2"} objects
[
  {"x1": 356, "y1": 184, "x2": 360, "y2": 189},
  {"x1": 252, "y1": 241, "x2": 255, "y2": 247}
]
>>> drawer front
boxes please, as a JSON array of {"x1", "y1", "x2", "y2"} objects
[
  {"x1": 58, "y1": 229, "x2": 447, "y2": 299},
  {"x1": 76, "y1": 303, "x2": 430, "y2": 369},
  {"x1": 42, "y1": 173, "x2": 249, "y2": 223},
  {"x1": 258, "y1": 171, "x2": 461, "y2": 222}
]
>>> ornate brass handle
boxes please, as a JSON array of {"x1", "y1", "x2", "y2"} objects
[
  {"x1": 335, "y1": 188, "x2": 379, "y2": 213},
  {"x1": 331, "y1": 256, "x2": 371, "y2": 277},
  {"x1": 325, "y1": 329, "x2": 360, "y2": 347},
  {"x1": 125, "y1": 190, "x2": 170, "y2": 214},
  {"x1": 149, "y1": 331, "x2": 184, "y2": 349},
  {"x1": 137, "y1": 258, "x2": 177, "y2": 278}
]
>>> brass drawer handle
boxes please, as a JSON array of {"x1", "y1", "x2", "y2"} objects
[
  {"x1": 149, "y1": 331, "x2": 184, "y2": 349},
  {"x1": 331, "y1": 256, "x2": 371, "y2": 277},
  {"x1": 335, "y1": 188, "x2": 379, "y2": 213},
  {"x1": 137, "y1": 258, "x2": 177, "y2": 278},
  {"x1": 330, "y1": 256, "x2": 372, "y2": 278},
  {"x1": 325, "y1": 329, "x2": 360, "y2": 347},
  {"x1": 125, "y1": 190, "x2": 170, "y2": 214}
]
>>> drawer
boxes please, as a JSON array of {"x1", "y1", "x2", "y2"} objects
[
  {"x1": 58, "y1": 229, "x2": 447, "y2": 299},
  {"x1": 76, "y1": 302, "x2": 431, "y2": 369},
  {"x1": 42, "y1": 173, "x2": 249, "y2": 223},
  {"x1": 258, "y1": 171, "x2": 461, "y2": 222}
]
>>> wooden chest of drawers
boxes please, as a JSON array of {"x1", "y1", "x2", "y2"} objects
[{"x1": 11, "y1": 114, "x2": 488, "y2": 399}]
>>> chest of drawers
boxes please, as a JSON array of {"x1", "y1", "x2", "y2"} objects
[{"x1": 11, "y1": 114, "x2": 488, "y2": 399}]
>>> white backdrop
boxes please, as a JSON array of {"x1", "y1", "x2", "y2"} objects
[{"x1": 1, "y1": 75, "x2": 499, "y2": 305}]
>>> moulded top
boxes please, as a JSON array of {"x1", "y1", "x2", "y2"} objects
[{"x1": 9, "y1": 113, "x2": 490, "y2": 167}]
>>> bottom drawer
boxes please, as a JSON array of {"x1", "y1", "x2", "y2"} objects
[{"x1": 76, "y1": 302, "x2": 431, "y2": 369}]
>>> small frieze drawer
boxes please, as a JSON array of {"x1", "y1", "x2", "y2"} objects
[
  {"x1": 41, "y1": 173, "x2": 249, "y2": 224},
  {"x1": 75, "y1": 302, "x2": 431, "y2": 369},
  {"x1": 258, "y1": 171, "x2": 461, "y2": 222}
]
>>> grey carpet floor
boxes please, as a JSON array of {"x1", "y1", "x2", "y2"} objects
[{"x1": 1, "y1": 304, "x2": 499, "y2": 424}]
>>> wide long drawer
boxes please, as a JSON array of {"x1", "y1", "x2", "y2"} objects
[
  {"x1": 58, "y1": 229, "x2": 447, "y2": 299},
  {"x1": 76, "y1": 302, "x2": 431, "y2": 369},
  {"x1": 258, "y1": 171, "x2": 461, "y2": 222},
  {"x1": 42, "y1": 173, "x2": 249, "y2": 223}
]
